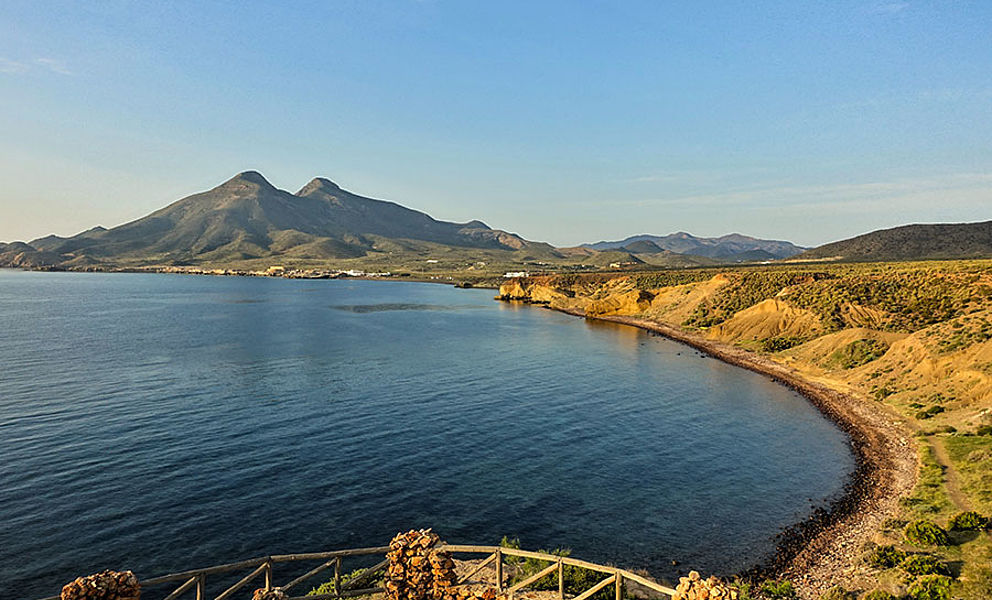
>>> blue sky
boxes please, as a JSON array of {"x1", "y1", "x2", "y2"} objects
[{"x1": 1, "y1": 1, "x2": 990, "y2": 247}]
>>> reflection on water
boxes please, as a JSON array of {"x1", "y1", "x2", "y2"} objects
[
  {"x1": 329, "y1": 303, "x2": 485, "y2": 313},
  {"x1": 0, "y1": 271, "x2": 854, "y2": 599}
]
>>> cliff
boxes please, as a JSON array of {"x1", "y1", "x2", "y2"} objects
[{"x1": 498, "y1": 265, "x2": 992, "y2": 418}]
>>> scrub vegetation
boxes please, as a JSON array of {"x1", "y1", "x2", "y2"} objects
[{"x1": 499, "y1": 259, "x2": 992, "y2": 599}]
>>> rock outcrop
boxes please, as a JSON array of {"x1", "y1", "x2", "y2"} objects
[
  {"x1": 60, "y1": 570, "x2": 140, "y2": 600},
  {"x1": 384, "y1": 529, "x2": 505, "y2": 600},
  {"x1": 672, "y1": 571, "x2": 738, "y2": 600}
]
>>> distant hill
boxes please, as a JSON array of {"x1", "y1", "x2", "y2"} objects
[
  {"x1": 620, "y1": 240, "x2": 664, "y2": 254},
  {"x1": 584, "y1": 232, "x2": 805, "y2": 260},
  {"x1": 5, "y1": 171, "x2": 557, "y2": 268},
  {"x1": 798, "y1": 220, "x2": 992, "y2": 262}
]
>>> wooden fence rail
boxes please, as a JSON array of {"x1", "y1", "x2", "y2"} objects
[
  {"x1": 437, "y1": 545, "x2": 676, "y2": 600},
  {"x1": 37, "y1": 544, "x2": 675, "y2": 600}
]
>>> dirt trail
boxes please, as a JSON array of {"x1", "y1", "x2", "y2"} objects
[{"x1": 926, "y1": 435, "x2": 973, "y2": 512}]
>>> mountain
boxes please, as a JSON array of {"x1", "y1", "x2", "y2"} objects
[
  {"x1": 584, "y1": 232, "x2": 805, "y2": 260},
  {"x1": 30, "y1": 226, "x2": 108, "y2": 252},
  {"x1": 7, "y1": 171, "x2": 555, "y2": 268},
  {"x1": 797, "y1": 220, "x2": 992, "y2": 262},
  {"x1": 619, "y1": 240, "x2": 664, "y2": 254}
]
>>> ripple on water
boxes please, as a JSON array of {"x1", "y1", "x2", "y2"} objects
[{"x1": 0, "y1": 272, "x2": 855, "y2": 599}]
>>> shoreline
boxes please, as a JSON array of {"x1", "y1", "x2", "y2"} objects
[
  {"x1": 0, "y1": 266, "x2": 504, "y2": 289},
  {"x1": 536, "y1": 305, "x2": 917, "y2": 598},
  {"x1": 3, "y1": 266, "x2": 916, "y2": 596}
]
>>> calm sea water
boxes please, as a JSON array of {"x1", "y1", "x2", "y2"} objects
[{"x1": 0, "y1": 270, "x2": 854, "y2": 598}]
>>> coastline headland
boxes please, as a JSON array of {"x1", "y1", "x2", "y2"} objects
[{"x1": 496, "y1": 272, "x2": 922, "y2": 598}]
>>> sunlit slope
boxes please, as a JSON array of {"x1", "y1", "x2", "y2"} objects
[
  {"x1": 798, "y1": 221, "x2": 992, "y2": 262},
  {"x1": 16, "y1": 171, "x2": 558, "y2": 267},
  {"x1": 501, "y1": 262, "x2": 992, "y2": 429}
]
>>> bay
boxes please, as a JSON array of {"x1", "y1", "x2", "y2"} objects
[{"x1": 0, "y1": 270, "x2": 854, "y2": 598}]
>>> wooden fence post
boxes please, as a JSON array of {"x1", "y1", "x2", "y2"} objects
[
  {"x1": 558, "y1": 558, "x2": 564, "y2": 600},
  {"x1": 334, "y1": 556, "x2": 342, "y2": 597},
  {"x1": 495, "y1": 549, "x2": 503, "y2": 593}
]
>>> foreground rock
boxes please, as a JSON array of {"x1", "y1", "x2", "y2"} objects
[
  {"x1": 385, "y1": 529, "x2": 505, "y2": 600},
  {"x1": 672, "y1": 571, "x2": 738, "y2": 600},
  {"x1": 60, "y1": 571, "x2": 139, "y2": 600}
]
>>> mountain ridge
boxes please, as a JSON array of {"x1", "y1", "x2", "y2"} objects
[
  {"x1": 796, "y1": 220, "x2": 992, "y2": 262},
  {"x1": 5, "y1": 171, "x2": 553, "y2": 268},
  {"x1": 582, "y1": 231, "x2": 806, "y2": 260}
]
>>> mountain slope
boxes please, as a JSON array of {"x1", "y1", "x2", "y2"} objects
[
  {"x1": 798, "y1": 220, "x2": 992, "y2": 262},
  {"x1": 14, "y1": 171, "x2": 552, "y2": 267},
  {"x1": 585, "y1": 232, "x2": 805, "y2": 259}
]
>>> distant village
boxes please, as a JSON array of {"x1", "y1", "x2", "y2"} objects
[
  {"x1": 152, "y1": 264, "x2": 533, "y2": 281},
  {"x1": 155, "y1": 265, "x2": 394, "y2": 279}
]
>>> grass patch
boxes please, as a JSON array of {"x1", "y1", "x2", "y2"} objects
[
  {"x1": 759, "y1": 579, "x2": 796, "y2": 599},
  {"x1": 499, "y1": 537, "x2": 620, "y2": 600},
  {"x1": 761, "y1": 336, "x2": 805, "y2": 352},
  {"x1": 825, "y1": 339, "x2": 889, "y2": 369},
  {"x1": 861, "y1": 591, "x2": 896, "y2": 600},
  {"x1": 900, "y1": 445, "x2": 953, "y2": 518},
  {"x1": 943, "y1": 436, "x2": 992, "y2": 514},
  {"x1": 308, "y1": 568, "x2": 379, "y2": 597}
]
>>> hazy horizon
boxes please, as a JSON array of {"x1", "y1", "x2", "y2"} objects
[
  {"x1": 5, "y1": 168, "x2": 990, "y2": 250},
  {"x1": 2, "y1": 1, "x2": 991, "y2": 247}
]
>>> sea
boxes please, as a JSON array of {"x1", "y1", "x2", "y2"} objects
[{"x1": 0, "y1": 270, "x2": 854, "y2": 598}]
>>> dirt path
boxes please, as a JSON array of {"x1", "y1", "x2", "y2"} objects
[{"x1": 926, "y1": 435, "x2": 973, "y2": 512}]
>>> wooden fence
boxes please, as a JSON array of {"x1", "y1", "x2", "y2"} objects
[{"x1": 38, "y1": 544, "x2": 676, "y2": 600}]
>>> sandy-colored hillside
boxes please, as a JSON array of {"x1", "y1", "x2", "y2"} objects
[{"x1": 499, "y1": 260, "x2": 992, "y2": 600}]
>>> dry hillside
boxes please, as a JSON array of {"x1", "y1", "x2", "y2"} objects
[{"x1": 500, "y1": 260, "x2": 992, "y2": 600}]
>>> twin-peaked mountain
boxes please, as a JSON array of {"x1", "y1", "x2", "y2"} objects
[{"x1": 12, "y1": 171, "x2": 554, "y2": 267}]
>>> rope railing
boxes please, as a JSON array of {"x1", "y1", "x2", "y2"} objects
[{"x1": 38, "y1": 543, "x2": 676, "y2": 600}]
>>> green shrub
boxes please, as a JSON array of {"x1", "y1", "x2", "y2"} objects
[
  {"x1": 906, "y1": 574, "x2": 952, "y2": 600},
  {"x1": 976, "y1": 425, "x2": 992, "y2": 436},
  {"x1": 308, "y1": 568, "x2": 377, "y2": 597},
  {"x1": 759, "y1": 579, "x2": 796, "y2": 599},
  {"x1": 915, "y1": 405, "x2": 945, "y2": 420},
  {"x1": 865, "y1": 544, "x2": 907, "y2": 568},
  {"x1": 819, "y1": 585, "x2": 853, "y2": 600},
  {"x1": 633, "y1": 271, "x2": 712, "y2": 290},
  {"x1": 500, "y1": 538, "x2": 612, "y2": 600},
  {"x1": 948, "y1": 510, "x2": 989, "y2": 531},
  {"x1": 761, "y1": 336, "x2": 804, "y2": 352},
  {"x1": 873, "y1": 387, "x2": 894, "y2": 401},
  {"x1": 827, "y1": 339, "x2": 889, "y2": 369},
  {"x1": 904, "y1": 520, "x2": 951, "y2": 547},
  {"x1": 860, "y1": 591, "x2": 895, "y2": 600},
  {"x1": 900, "y1": 554, "x2": 950, "y2": 576},
  {"x1": 729, "y1": 579, "x2": 755, "y2": 600}
]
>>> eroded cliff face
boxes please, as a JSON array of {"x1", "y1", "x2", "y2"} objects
[
  {"x1": 499, "y1": 275, "x2": 671, "y2": 316},
  {"x1": 497, "y1": 270, "x2": 992, "y2": 430},
  {"x1": 501, "y1": 267, "x2": 992, "y2": 600}
]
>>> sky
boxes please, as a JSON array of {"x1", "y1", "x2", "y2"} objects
[{"x1": 1, "y1": 1, "x2": 990, "y2": 247}]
